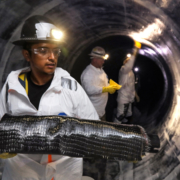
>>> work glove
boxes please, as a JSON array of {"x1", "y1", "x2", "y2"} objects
[
  {"x1": 109, "y1": 79, "x2": 122, "y2": 90},
  {"x1": 0, "y1": 153, "x2": 17, "y2": 159},
  {"x1": 134, "y1": 40, "x2": 141, "y2": 49},
  {"x1": 102, "y1": 85, "x2": 116, "y2": 94}
]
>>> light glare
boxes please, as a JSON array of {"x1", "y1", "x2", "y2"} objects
[
  {"x1": 134, "y1": 67, "x2": 139, "y2": 72},
  {"x1": 52, "y1": 29, "x2": 63, "y2": 40},
  {"x1": 104, "y1": 54, "x2": 109, "y2": 60},
  {"x1": 130, "y1": 19, "x2": 164, "y2": 41},
  {"x1": 127, "y1": 54, "x2": 131, "y2": 58}
]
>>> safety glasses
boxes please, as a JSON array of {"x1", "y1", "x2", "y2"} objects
[{"x1": 31, "y1": 47, "x2": 61, "y2": 58}]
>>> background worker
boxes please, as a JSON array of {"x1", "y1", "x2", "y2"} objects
[
  {"x1": 0, "y1": 15, "x2": 99, "y2": 180},
  {"x1": 81, "y1": 46, "x2": 120, "y2": 121},
  {"x1": 116, "y1": 41, "x2": 141, "y2": 124}
]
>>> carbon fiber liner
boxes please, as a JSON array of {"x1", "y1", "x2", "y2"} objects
[{"x1": 0, "y1": 114, "x2": 149, "y2": 161}]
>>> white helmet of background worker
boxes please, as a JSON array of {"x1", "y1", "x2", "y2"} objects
[{"x1": 89, "y1": 46, "x2": 109, "y2": 60}]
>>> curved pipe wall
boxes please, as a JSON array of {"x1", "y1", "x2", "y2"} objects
[{"x1": 1, "y1": 0, "x2": 180, "y2": 179}]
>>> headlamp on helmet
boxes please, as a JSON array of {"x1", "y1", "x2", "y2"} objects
[
  {"x1": 13, "y1": 15, "x2": 65, "y2": 46},
  {"x1": 104, "y1": 54, "x2": 109, "y2": 60},
  {"x1": 89, "y1": 46, "x2": 108, "y2": 60},
  {"x1": 51, "y1": 29, "x2": 63, "y2": 40}
]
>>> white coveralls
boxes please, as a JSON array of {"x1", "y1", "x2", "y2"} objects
[
  {"x1": 81, "y1": 64, "x2": 109, "y2": 118},
  {"x1": 0, "y1": 67, "x2": 99, "y2": 180},
  {"x1": 116, "y1": 54, "x2": 136, "y2": 118}
]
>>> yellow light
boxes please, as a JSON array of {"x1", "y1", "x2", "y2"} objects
[
  {"x1": 104, "y1": 54, "x2": 109, "y2": 60},
  {"x1": 127, "y1": 54, "x2": 131, "y2": 57},
  {"x1": 51, "y1": 29, "x2": 63, "y2": 40}
]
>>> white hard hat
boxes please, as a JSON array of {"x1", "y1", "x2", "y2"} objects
[{"x1": 89, "y1": 46, "x2": 108, "y2": 60}]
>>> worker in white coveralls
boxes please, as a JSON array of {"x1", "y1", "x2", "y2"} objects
[
  {"x1": 81, "y1": 47, "x2": 121, "y2": 121},
  {"x1": 0, "y1": 15, "x2": 99, "y2": 180},
  {"x1": 115, "y1": 41, "x2": 141, "y2": 124}
]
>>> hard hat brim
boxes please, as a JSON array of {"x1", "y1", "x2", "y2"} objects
[
  {"x1": 89, "y1": 53, "x2": 106, "y2": 60},
  {"x1": 12, "y1": 39, "x2": 66, "y2": 46}
]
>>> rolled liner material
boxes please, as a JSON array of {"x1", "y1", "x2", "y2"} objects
[{"x1": 0, "y1": 114, "x2": 150, "y2": 161}]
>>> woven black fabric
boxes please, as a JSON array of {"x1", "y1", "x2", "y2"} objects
[{"x1": 0, "y1": 114, "x2": 150, "y2": 161}]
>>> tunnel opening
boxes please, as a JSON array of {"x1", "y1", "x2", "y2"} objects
[{"x1": 71, "y1": 35, "x2": 174, "y2": 133}]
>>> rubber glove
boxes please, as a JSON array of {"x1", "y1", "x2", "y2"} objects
[
  {"x1": 102, "y1": 85, "x2": 116, "y2": 94},
  {"x1": 0, "y1": 153, "x2": 17, "y2": 159},
  {"x1": 134, "y1": 40, "x2": 141, "y2": 49},
  {"x1": 109, "y1": 79, "x2": 122, "y2": 90}
]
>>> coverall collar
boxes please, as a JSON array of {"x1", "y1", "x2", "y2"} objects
[
  {"x1": 90, "y1": 64, "x2": 103, "y2": 72},
  {"x1": 7, "y1": 67, "x2": 63, "y2": 97}
]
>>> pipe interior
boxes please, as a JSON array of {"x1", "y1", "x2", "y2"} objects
[{"x1": 0, "y1": 0, "x2": 180, "y2": 179}]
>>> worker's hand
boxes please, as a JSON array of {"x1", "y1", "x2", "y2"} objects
[
  {"x1": 136, "y1": 95, "x2": 140, "y2": 102},
  {"x1": 109, "y1": 79, "x2": 122, "y2": 90},
  {"x1": 0, "y1": 153, "x2": 17, "y2": 159},
  {"x1": 134, "y1": 40, "x2": 141, "y2": 49},
  {"x1": 102, "y1": 85, "x2": 116, "y2": 94}
]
